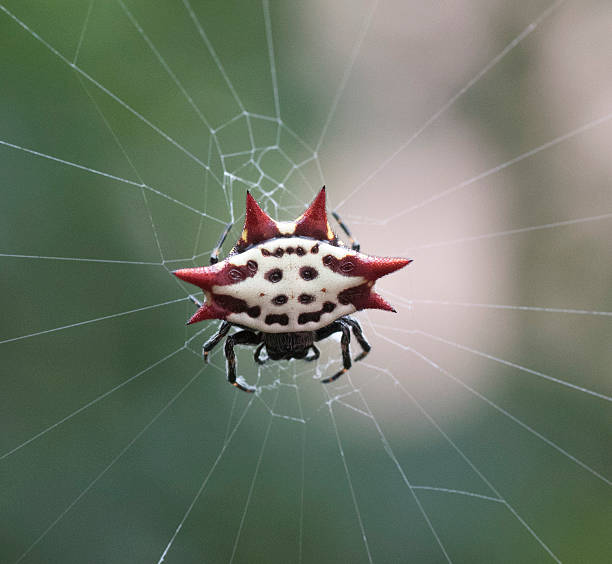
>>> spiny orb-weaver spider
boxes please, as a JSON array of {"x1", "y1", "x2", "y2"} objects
[{"x1": 173, "y1": 187, "x2": 411, "y2": 392}]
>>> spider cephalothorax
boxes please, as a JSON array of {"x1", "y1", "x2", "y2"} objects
[{"x1": 173, "y1": 187, "x2": 411, "y2": 392}]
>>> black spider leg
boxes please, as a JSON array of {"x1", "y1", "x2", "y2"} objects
[
  {"x1": 343, "y1": 316, "x2": 371, "y2": 362},
  {"x1": 304, "y1": 344, "x2": 320, "y2": 362},
  {"x1": 186, "y1": 296, "x2": 232, "y2": 363},
  {"x1": 304, "y1": 345, "x2": 321, "y2": 362},
  {"x1": 225, "y1": 330, "x2": 262, "y2": 392},
  {"x1": 210, "y1": 221, "x2": 234, "y2": 265},
  {"x1": 202, "y1": 321, "x2": 232, "y2": 363},
  {"x1": 331, "y1": 210, "x2": 360, "y2": 251},
  {"x1": 315, "y1": 320, "x2": 352, "y2": 383},
  {"x1": 253, "y1": 342, "x2": 267, "y2": 365}
]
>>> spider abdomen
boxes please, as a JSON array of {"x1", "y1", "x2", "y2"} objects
[{"x1": 206, "y1": 236, "x2": 363, "y2": 333}]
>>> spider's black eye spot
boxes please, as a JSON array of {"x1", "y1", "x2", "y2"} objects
[
  {"x1": 274, "y1": 247, "x2": 284, "y2": 258},
  {"x1": 296, "y1": 246, "x2": 306, "y2": 256},
  {"x1": 323, "y1": 301, "x2": 336, "y2": 313},
  {"x1": 229, "y1": 267, "x2": 245, "y2": 281},
  {"x1": 322, "y1": 254, "x2": 334, "y2": 266},
  {"x1": 272, "y1": 294, "x2": 288, "y2": 305},
  {"x1": 340, "y1": 260, "x2": 354, "y2": 273},
  {"x1": 261, "y1": 248, "x2": 271, "y2": 256},
  {"x1": 311, "y1": 244, "x2": 319, "y2": 254},
  {"x1": 299, "y1": 266, "x2": 318, "y2": 281},
  {"x1": 265, "y1": 268, "x2": 283, "y2": 283},
  {"x1": 298, "y1": 294, "x2": 315, "y2": 304},
  {"x1": 247, "y1": 260, "x2": 258, "y2": 274}
]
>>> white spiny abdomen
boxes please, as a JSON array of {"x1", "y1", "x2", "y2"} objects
[{"x1": 211, "y1": 237, "x2": 362, "y2": 332}]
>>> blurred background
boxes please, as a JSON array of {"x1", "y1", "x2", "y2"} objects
[{"x1": 1, "y1": 0, "x2": 610, "y2": 562}]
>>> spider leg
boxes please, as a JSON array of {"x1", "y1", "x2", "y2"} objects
[
  {"x1": 253, "y1": 342, "x2": 267, "y2": 365},
  {"x1": 210, "y1": 221, "x2": 233, "y2": 265},
  {"x1": 343, "y1": 316, "x2": 371, "y2": 362},
  {"x1": 225, "y1": 330, "x2": 262, "y2": 392},
  {"x1": 331, "y1": 210, "x2": 360, "y2": 252},
  {"x1": 316, "y1": 320, "x2": 352, "y2": 383},
  {"x1": 189, "y1": 295, "x2": 203, "y2": 308},
  {"x1": 304, "y1": 344, "x2": 320, "y2": 362},
  {"x1": 202, "y1": 321, "x2": 231, "y2": 363}
]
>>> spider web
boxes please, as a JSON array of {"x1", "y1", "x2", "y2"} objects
[{"x1": 1, "y1": 0, "x2": 611, "y2": 563}]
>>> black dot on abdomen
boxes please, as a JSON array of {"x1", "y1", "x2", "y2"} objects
[
  {"x1": 298, "y1": 294, "x2": 315, "y2": 304},
  {"x1": 323, "y1": 301, "x2": 336, "y2": 313},
  {"x1": 272, "y1": 294, "x2": 288, "y2": 305},
  {"x1": 297, "y1": 301, "x2": 337, "y2": 325},
  {"x1": 247, "y1": 306, "x2": 261, "y2": 318},
  {"x1": 265, "y1": 268, "x2": 283, "y2": 283},
  {"x1": 299, "y1": 266, "x2": 318, "y2": 280},
  {"x1": 265, "y1": 313, "x2": 289, "y2": 326}
]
